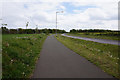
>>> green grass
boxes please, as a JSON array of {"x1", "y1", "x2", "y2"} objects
[
  {"x1": 67, "y1": 32, "x2": 119, "y2": 41},
  {"x1": 56, "y1": 34, "x2": 119, "y2": 79},
  {"x1": 2, "y1": 34, "x2": 47, "y2": 78}
]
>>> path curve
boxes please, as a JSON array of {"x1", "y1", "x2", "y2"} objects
[
  {"x1": 62, "y1": 34, "x2": 120, "y2": 45},
  {"x1": 32, "y1": 35, "x2": 116, "y2": 78}
]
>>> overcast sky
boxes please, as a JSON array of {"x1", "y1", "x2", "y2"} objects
[{"x1": 0, "y1": 0, "x2": 119, "y2": 32}]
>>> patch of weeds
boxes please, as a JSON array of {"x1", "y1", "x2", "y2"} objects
[{"x1": 2, "y1": 34, "x2": 47, "y2": 78}]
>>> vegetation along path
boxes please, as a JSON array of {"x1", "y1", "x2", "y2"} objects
[
  {"x1": 32, "y1": 35, "x2": 115, "y2": 78},
  {"x1": 62, "y1": 34, "x2": 120, "y2": 45}
]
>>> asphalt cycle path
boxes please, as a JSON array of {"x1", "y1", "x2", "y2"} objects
[
  {"x1": 62, "y1": 34, "x2": 120, "y2": 46},
  {"x1": 32, "y1": 35, "x2": 116, "y2": 79}
]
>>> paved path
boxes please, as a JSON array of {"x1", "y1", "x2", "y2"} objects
[
  {"x1": 32, "y1": 35, "x2": 115, "y2": 78},
  {"x1": 62, "y1": 34, "x2": 120, "y2": 45}
]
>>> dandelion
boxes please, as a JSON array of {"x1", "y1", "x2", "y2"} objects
[
  {"x1": 94, "y1": 49, "x2": 98, "y2": 51},
  {"x1": 110, "y1": 55, "x2": 113, "y2": 57},
  {"x1": 11, "y1": 59, "x2": 13, "y2": 62},
  {"x1": 16, "y1": 37, "x2": 18, "y2": 39},
  {"x1": 98, "y1": 50, "x2": 100, "y2": 52},
  {"x1": 22, "y1": 72, "x2": 25, "y2": 75},
  {"x1": 6, "y1": 43, "x2": 9, "y2": 47}
]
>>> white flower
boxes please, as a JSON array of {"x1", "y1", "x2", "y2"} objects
[
  {"x1": 22, "y1": 72, "x2": 25, "y2": 74},
  {"x1": 108, "y1": 52, "x2": 110, "y2": 53},
  {"x1": 6, "y1": 43, "x2": 9, "y2": 47},
  {"x1": 110, "y1": 55, "x2": 112, "y2": 57},
  {"x1": 98, "y1": 50, "x2": 100, "y2": 51},
  {"x1": 11, "y1": 59, "x2": 13, "y2": 62}
]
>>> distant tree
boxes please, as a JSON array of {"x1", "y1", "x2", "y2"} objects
[
  {"x1": 48, "y1": 29, "x2": 52, "y2": 33},
  {"x1": 10, "y1": 29, "x2": 17, "y2": 34},
  {"x1": 52, "y1": 29, "x2": 56, "y2": 33},
  {"x1": 1, "y1": 27, "x2": 9, "y2": 34},
  {"x1": 18, "y1": 28, "x2": 24, "y2": 34},
  {"x1": 28, "y1": 29, "x2": 35, "y2": 34},
  {"x1": 70, "y1": 29, "x2": 77, "y2": 33},
  {"x1": 26, "y1": 22, "x2": 29, "y2": 29},
  {"x1": 1, "y1": 27, "x2": 67, "y2": 34}
]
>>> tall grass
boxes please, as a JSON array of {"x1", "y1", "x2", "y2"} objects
[
  {"x1": 2, "y1": 34, "x2": 47, "y2": 78},
  {"x1": 56, "y1": 35, "x2": 119, "y2": 79}
]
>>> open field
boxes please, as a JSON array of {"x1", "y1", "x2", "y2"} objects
[
  {"x1": 67, "y1": 32, "x2": 119, "y2": 41},
  {"x1": 2, "y1": 34, "x2": 47, "y2": 78},
  {"x1": 56, "y1": 35, "x2": 119, "y2": 79}
]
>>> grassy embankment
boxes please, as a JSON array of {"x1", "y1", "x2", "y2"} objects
[
  {"x1": 56, "y1": 34, "x2": 119, "y2": 79},
  {"x1": 2, "y1": 34, "x2": 47, "y2": 78},
  {"x1": 67, "y1": 32, "x2": 119, "y2": 40}
]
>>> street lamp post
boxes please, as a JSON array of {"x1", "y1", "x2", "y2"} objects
[
  {"x1": 56, "y1": 12, "x2": 57, "y2": 36},
  {"x1": 56, "y1": 11, "x2": 63, "y2": 36}
]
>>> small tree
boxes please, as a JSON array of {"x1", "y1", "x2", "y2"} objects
[{"x1": 26, "y1": 22, "x2": 29, "y2": 34}]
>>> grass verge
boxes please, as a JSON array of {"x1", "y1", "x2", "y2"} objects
[
  {"x1": 2, "y1": 34, "x2": 47, "y2": 78},
  {"x1": 55, "y1": 34, "x2": 119, "y2": 79}
]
